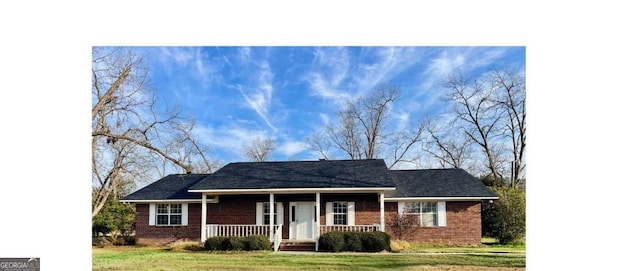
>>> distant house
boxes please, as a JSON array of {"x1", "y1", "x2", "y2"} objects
[{"x1": 121, "y1": 159, "x2": 497, "y2": 251}]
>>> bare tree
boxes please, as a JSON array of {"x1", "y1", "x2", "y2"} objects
[
  {"x1": 307, "y1": 132, "x2": 332, "y2": 160},
  {"x1": 387, "y1": 116, "x2": 429, "y2": 169},
  {"x1": 439, "y1": 68, "x2": 526, "y2": 184},
  {"x1": 92, "y1": 47, "x2": 215, "y2": 218},
  {"x1": 423, "y1": 120, "x2": 472, "y2": 169},
  {"x1": 347, "y1": 85, "x2": 398, "y2": 159},
  {"x1": 309, "y1": 85, "x2": 427, "y2": 168},
  {"x1": 444, "y1": 72, "x2": 503, "y2": 180},
  {"x1": 243, "y1": 136, "x2": 277, "y2": 162},
  {"x1": 491, "y1": 69, "x2": 526, "y2": 186},
  {"x1": 326, "y1": 110, "x2": 364, "y2": 159}
]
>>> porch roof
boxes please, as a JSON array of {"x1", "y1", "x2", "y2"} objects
[
  {"x1": 385, "y1": 169, "x2": 498, "y2": 200},
  {"x1": 188, "y1": 159, "x2": 395, "y2": 192}
]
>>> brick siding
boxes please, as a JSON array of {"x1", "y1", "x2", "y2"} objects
[
  {"x1": 384, "y1": 201, "x2": 482, "y2": 245},
  {"x1": 134, "y1": 195, "x2": 482, "y2": 245},
  {"x1": 134, "y1": 203, "x2": 202, "y2": 245}
]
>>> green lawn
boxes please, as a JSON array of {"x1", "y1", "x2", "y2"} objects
[
  {"x1": 402, "y1": 238, "x2": 525, "y2": 254},
  {"x1": 93, "y1": 246, "x2": 525, "y2": 271}
]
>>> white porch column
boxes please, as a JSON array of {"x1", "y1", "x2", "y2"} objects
[
  {"x1": 269, "y1": 193, "x2": 274, "y2": 242},
  {"x1": 315, "y1": 192, "x2": 320, "y2": 251},
  {"x1": 379, "y1": 192, "x2": 385, "y2": 232},
  {"x1": 201, "y1": 194, "x2": 207, "y2": 242}
]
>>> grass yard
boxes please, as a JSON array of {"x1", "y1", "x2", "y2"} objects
[
  {"x1": 401, "y1": 238, "x2": 525, "y2": 254},
  {"x1": 93, "y1": 246, "x2": 525, "y2": 271}
]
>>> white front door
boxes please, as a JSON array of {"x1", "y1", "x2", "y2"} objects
[{"x1": 291, "y1": 202, "x2": 314, "y2": 240}]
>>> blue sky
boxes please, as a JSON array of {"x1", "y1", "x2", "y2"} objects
[
  {"x1": 130, "y1": 46, "x2": 525, "y2": 164},
  {"x1": 4, "y1": 1, "x2": 640, "y2": 268}
]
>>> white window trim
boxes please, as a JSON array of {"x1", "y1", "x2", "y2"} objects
[
  {"x1": 398, "y1": 201, "x2": 446, "y2": 227},
  {"x1": 325, "y1": 201, "x2": 355, "y2": 226},
  {"x1": 256, "y1": 202, "x2": 284, "y2": 225},
  {"x1": 149, "y1": 203, "x2": 188, "y2": 226}
]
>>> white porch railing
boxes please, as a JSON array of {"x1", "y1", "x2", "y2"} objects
[
  {"x1": 205, "y1": 224, "x2": 283, "y2": 251},
  {"x1": 319, "y1": 225, "x2": 380, "y2": 235},
  {"x1": 273, "y1": 224, "x2": 282, "y2": 252},
  {"x1": 206, "y1": 224, "x2": 271, "y2": 238}
]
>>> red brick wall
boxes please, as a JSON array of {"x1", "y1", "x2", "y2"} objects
[
  {"x1": 320, "y1": 194, "x2": 381, "y2": 225},
  {"x1": 133, "y1": 196, "x2": 482, "y2": 245},
  {"x1": 384, "y1": 201, "x2": 483, "y2": 245},
  {"x1": 207, "y1": 195, "x2": 291, "y2": 239},
  {"x1": 134, "y1": 203, "x2": 202, "y2": 245},
  {"x1": 207, "y1": 195, "x2": 266, "y2": 224}
]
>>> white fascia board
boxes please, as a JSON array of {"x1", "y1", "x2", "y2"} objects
[
  {"x1": 384, "y1": 196, "x2": 498, "y2": 202},
  {"x1": 188, "y1": 187, "x2": 395, "y2": 194},
  {"x1": 119, "y1": 199, "x2": 217, "y2": 203}
]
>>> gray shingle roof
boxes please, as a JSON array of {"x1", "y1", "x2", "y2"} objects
[
  {"x1": 188, "y1": 159, "x2": 395, "y2": 190},
  {"x1": 121, "y1": 161, "x2": 497, "y2": 201},
  {"x1": 122, "y1": 174, "x2": 208, "y2": 201},
  {"x1": 386, "y1": 169, "x2": 497, "y2": 198}
]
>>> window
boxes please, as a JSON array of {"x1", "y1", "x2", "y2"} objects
[
  {"x1": 263, "y1": 202, "x2": 278, "y2": 225},
  {"x1": 256, "y1": 202, "x2": 283, "y2": 225},
  {"x1": 157, "y1": 204, "x2": 182, "y2": 226},
  {"x1": 333, "y1": 202, "x2": 348, "y2": 225},
  {"x1": 405, "y1": 202, "x2": 438, "y2": 227},
  {"x1": 326, "y1": 201, "x2": 354, "y2": 226}
]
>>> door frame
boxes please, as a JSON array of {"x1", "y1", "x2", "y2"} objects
[{"x1": 289, "y1": 201, "x2": 315, "y2": 240}]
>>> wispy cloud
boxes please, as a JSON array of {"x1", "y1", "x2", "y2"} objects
[
  {"x1": 422, "y1": 47, "x2": 507, "y2": 89},
  {"x1": 156, "y1": 47, "x2": 221, "y2": 90},
  {"x1": 416, "y1": 47, "x2": 509, "y2": 114},
  {"x1": 238, "y1": 47, "x2": 251, "y2": 65},
  {"x1": 319, "y1": 113, "x2": 330, "y2": 126},
  {"x1": 305, "y1": 47, "x2": 423, "y2": 106},
  {"x1": 305, "y1": 47, "x2": 352, "y2": 103},
  {"x1": 277, "y1": 140, "x2": 309, "y2": 159},
  {"x1": 238, "y1": 60, "x2": 276, "y2": 131},
  {"x1": 352, "y1": 47, "x2": 421, "y2": 94},
  {"x1": 393, "y1": 111, "x2": 410, "y2": 132},
  {"x1": 193, "y1": 124, "x2": 270, "y2": 162}
]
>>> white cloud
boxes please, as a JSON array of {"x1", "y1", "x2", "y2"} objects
[
  {"x1": 305, "y1": 47, "x2": 353, "y2": 103},
  {"x1": 160, "y1": 47, "x2": 194, "y2": 65},
  {"x1": 239, "y1": 47, "x2": 251, "y2": 65},
  {"x1": 414, "y1": 47, "x2": 509, "y2": 114},
  {"x1": 238, "y1": 60, "x2": 276, "y2": 131},
  {"x1": 306, "y1": 73, "x2": 352, "y2": 102},
  {"x1": 353, "y1": 47, "x2": 420, "y2": 94},
  {"x1": 277, "y1": 140, "x2": 309, "y2": 158},
  {"x1": 155, "y1": 47, "x2": 221, "y2": 90},
  {"x1": 319, "y1": 113, "x2": 330, "y2": 126},
  {"x1": 393, "y1": 111, "x2": 410, "y2": 132},
  {"x1": 422, "y1": 47, "x2": 507, "y2": 89},
  {"x1": 193, "y1": 124, "x2": 270, "y2": 162}
]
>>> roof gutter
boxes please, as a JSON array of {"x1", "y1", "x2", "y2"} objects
[
  {"x1": 119, "y1": 199, "x2": 217, "y2": 203},
  {"x1": 188, "y1": 187, "x2": 395, "y2": 194},
  {"x1": 385, "y1": 196, "x2": 498, "y2": 202}
]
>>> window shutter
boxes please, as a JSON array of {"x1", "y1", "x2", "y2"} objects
[
  {"x1": 181, "y1": 203, "x2": 189, "y2": 226},
  {"x1": 256, "y1": 202, "x2": 263, "y2": 225},
  {"x1": 437, "y1": 202, "x2": 447, "y2": 226},
  {"x1": 325, "y1": 202, "x2": 333, "y2": 225},
  {"x1": 347, "y1": 202, "x2": 355, "y2": 226},
  {"x1": 277, "y1": 202, "x2": 284, "y2": 225},
  {"x1": 149, "y1": 203, "x2": 156, "y2": 225},
  {"x1": 397, "y1": 202, "x2": 405, "y2": 215}
]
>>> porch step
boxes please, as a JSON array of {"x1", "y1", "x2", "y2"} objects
[{"x1": 278, "y1": 241, "x2": 315, "y2": 251}]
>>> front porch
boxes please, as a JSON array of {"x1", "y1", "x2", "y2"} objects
[
  {"x1": 204, "y1": 224, "x2": 381, "y2": 251},
  {"x1": 197, "y1": 192, "x2": 387, "y2": 251}
]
